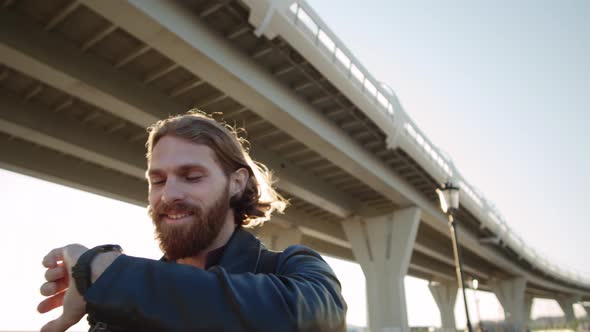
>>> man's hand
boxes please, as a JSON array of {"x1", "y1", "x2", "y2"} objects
[{"x1": 38, "y1": 244, "x2": 88, "y2": 332}]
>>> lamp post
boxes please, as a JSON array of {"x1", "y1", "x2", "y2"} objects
[
  {"x1": 436, "y1": 182, "x2": 473, "y2": 332},
  {"x1": 472, "y1": 279, "x2": 481, "y2": 332}
]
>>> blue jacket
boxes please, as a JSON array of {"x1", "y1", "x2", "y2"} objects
[{"x1": 84, "y1": 227, "x2": 347, "y2": 331}]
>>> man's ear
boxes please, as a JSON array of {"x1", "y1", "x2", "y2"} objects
[{"x1": 230, "y1": 168, "x2": 249, "y2": 198}]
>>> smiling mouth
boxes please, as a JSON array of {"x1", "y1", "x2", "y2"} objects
[{"x1": 162, "y1": 212, "x2": 194, "y2": 224}]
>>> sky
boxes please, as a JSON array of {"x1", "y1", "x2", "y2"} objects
[
  {"x1": 1, "y1": 0, "x2": 590, "y2": 330},
  {"x1": 305, "y1": 0, "x2": 590, "y2": 277}
]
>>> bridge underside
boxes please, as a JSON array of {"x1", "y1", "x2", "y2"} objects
[{"x1": 0, "y1": 0, "x2": 587, "y2": 305}]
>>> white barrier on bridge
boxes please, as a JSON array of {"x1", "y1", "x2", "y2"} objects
[{"x1": 249, "y1": 0, "x2": 589, "y2": 289}]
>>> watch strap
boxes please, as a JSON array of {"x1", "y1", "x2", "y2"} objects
[{"x1": 72, "y1": 244, "x2": 123, "y2": 296}]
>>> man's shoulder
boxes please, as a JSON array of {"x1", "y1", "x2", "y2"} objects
[
  {"x1": 257, "y1": 244, "x2": 327, "y2": 274},
  {"x1": 280, "y1": 244, "x2": 322, "y2": 258},
  {"x1": 275, "y1": 244, "x2": 333, "y2": 272}
]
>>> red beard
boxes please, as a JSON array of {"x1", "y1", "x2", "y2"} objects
[{"x1": 149, "y1": 185, "x2": 230, "y2": 261}]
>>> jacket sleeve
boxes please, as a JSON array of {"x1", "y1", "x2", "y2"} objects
[{"x1": 84, "y1": 245, "x2": 347, "y2": 332}]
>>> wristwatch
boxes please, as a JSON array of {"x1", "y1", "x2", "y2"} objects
[{"x1": 72, "y1": 244, "x2": 123, "y2": 296}]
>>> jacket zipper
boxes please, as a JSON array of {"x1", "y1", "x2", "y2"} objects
[{"x1": 89, "y1": 322, "x2": 110, "y2": 332}]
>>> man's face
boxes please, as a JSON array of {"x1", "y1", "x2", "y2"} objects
[{"x1": 147, "y1": 135, "x2": 232, "y2": 261}]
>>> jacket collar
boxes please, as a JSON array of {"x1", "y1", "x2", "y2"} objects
[{"x1": 216, "y1": 226, "x2": 262, "y2": 274}]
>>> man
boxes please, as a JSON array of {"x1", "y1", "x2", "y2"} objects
[{"x1": 38, "y1": 111, "x2": 347, "y2": 332}]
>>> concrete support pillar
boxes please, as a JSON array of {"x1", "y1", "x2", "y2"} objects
[
  {"x1": 491, "y1": 277, "x2": 527, "y2": 331},
  {"x1": 428, "y1": 281, "x2": 458, "y2": 331},
  {"x1": 342, "y1": 207, "x2": 421, "y2": 332},
  {"x1": 524, "y1": 294, "x2": 534, "y2": 325},
  {"x1": 556, "y1": 296, "x2": 579, "y2": 323}
]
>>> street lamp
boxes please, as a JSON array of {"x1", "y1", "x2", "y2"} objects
[
  {"x1": 436, "y1": 182, "x2": 473, "y2": 332},
  {"x1": 472, "y1": 279, "x2": 482, "y2": 331}
]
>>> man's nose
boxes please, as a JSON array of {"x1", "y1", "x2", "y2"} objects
[{"x1": 161, "y1": 178, "x2": 185, "y2": 203}]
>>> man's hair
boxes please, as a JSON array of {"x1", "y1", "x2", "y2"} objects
[{"x1": 146, "y1": 110, "x2": 287, "y2": 227}]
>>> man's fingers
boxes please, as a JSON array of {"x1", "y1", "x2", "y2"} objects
[
  {"x1": 40, "y1": 279, "x2": 68, "y2": 296},
  {"x1": 37, "y1": 291, "x2": 65, "y2": 314},
  {"x1": 40, "y1": 315, "x2": 77, "y2": 332},
  {"x1": 44, "y1": 266, "x2": 66, "y2": 282},
  {"x1": 43, "y1": 248, "x2": 65, "y2": 268}
]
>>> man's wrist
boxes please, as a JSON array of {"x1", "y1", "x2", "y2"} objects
[{"x1": 90, "y1": 251, "x2": 122, "y2": 284}]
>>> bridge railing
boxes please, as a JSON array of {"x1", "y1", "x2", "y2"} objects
[
  {"x1": 286, "y1": 2, "x2": 453, "y2": 182},
  {"x1": 279, "y1": 1, "x2": 589, "y2": 288}
]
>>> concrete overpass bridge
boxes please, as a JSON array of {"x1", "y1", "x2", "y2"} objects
[{"x1": 0, "y1": 0, "x2": 588, "y2": 330}]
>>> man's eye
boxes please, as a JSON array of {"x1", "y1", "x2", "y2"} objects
[
  {"x1": 186, "y1": 175, "x2": 202, "y2": 182},
  {"x1": 150, "y1": 179, "x2": 165, "y2": 185}
]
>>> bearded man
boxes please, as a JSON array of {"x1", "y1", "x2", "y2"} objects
[{"x1": 38, "y1": 111, "x2": 347, "y2": 332}]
